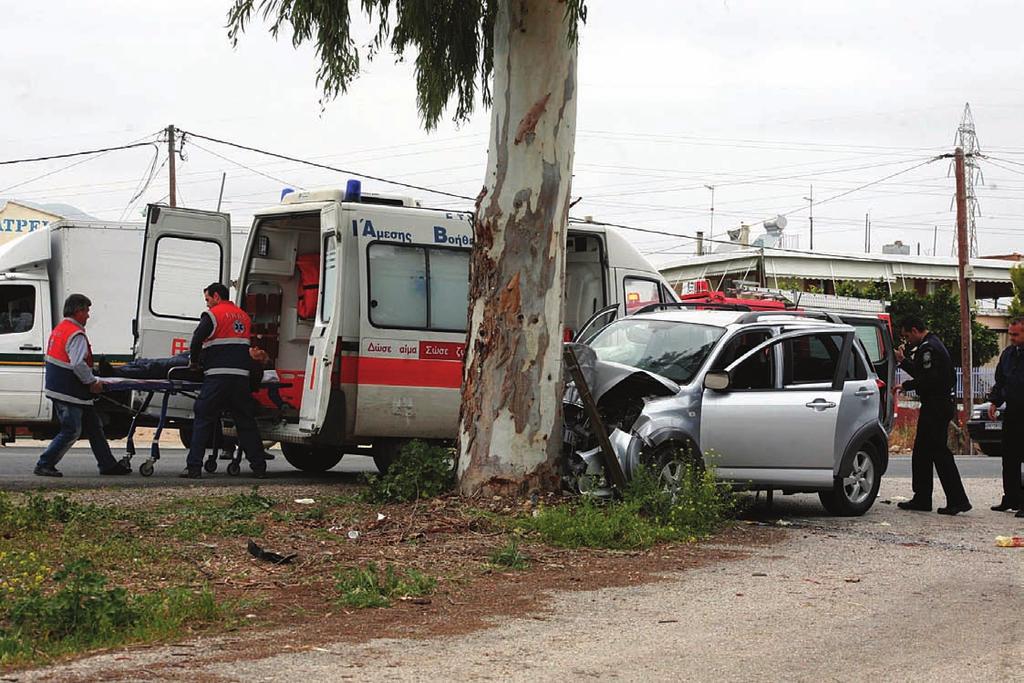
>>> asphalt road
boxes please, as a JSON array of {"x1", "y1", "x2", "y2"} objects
[{"x1": 0, "y1": 444, "x2": 1004, "y2": 491}]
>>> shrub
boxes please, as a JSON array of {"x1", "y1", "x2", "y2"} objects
[
  {"x1": 488, "y1": 540, "x2": 529, "y2": 570},
  {"x1": 363, "y1": 440, "x2": 455, "y2": 504},
  {"x1": 334, "y1": 563, "x2": 436, "y2": 608}
]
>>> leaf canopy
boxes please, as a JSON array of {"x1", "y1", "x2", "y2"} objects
[{"x1": 227, "y1": 0, "x2": 588, "y2": 129}]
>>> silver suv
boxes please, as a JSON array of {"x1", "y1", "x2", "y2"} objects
[{"x1": 563, "y1": 309, "x2": 889, "y2": 516}]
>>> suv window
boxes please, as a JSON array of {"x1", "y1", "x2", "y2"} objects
[
  {"x1": 729, "y1": 344, "x2": 776, "y2": 390},
  {"x1": 784, "y1": 333, "x2": 845, "y2": 386},
  {"x1": 852, "y1": 324, "x2": 884, "y2": 363},
  {"x1": 712, "y1": 330, "x2": 772, "y2": 371}
]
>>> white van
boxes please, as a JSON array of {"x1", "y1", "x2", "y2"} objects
[{"x1": 137, "y1": 185, "x2": 679, "y2": 472}]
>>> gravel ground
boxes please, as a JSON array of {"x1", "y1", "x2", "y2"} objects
[{"x1": 14, "y1": 475, "x2": 1024, "y2": 682}]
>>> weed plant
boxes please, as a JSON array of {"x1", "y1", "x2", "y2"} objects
[
  {"x1": 363, "y1": 440, "x2": 455, "y2": 504},
  {"x1": 334, "y1": 563, "x2": 437, "y2": 608},
  {"x1": 487, "y1": 540, "x2": 530, "y2": 570}
]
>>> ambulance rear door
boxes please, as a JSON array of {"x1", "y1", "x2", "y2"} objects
[
  {"x1": 298, "y1": 204, "x2": 345, "y2": 434},
  {"x1": 134, "y1": 205, "x2": 231, "y2": 418}
]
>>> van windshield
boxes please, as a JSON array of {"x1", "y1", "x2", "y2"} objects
[{"x1": 587, "y1": 319, "x2": 726, "y2": 385}]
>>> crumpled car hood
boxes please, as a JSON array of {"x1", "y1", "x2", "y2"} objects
[{"x1": 565, "y1": 342, "x2": 679, "y2": 402}]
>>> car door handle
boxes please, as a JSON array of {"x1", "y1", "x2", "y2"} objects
[
  {"x1": 19, "y1": 345, "x2": 42, "y2": 352},
  {"x1": 805, "y1": 399, "x2": 837, "y2": 411},
  {"x1": 854, "y1": 387, "x2": 875, "y2": 398}
]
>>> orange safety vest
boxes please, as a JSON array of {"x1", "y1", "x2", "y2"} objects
[
  {"x1": 44, "y1": 318, "x2": 94, "y2": 404},
  {"x1": 200, "y1": 301, "x2": 252, "y2": 377}
]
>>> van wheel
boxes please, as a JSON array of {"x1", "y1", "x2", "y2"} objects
[
  {"x1": 819, "y1": 443, "x2": 880, "y2": 516},
  {"x1": 280, "y1": 443, "x2": 343, "y2": 472},
  {"x1": 372, "y1": 438, "x2": 406, "y2": 475}
]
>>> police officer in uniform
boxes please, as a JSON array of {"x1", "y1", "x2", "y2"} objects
[
  {"x1": 987, "y1": 317, "x2": 1024, "y2": 517},
  {"x1": 895, "y1": 316, "x2": 972, "y2": 515},
  {"x1": 180, "y1": 283, "x2": 267, "y2": 479},
  {"x1": 35, "y1": 294, "x2": 131, "y2": 477}
]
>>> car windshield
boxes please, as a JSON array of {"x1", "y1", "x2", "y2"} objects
[{"x1": 587, "y1": 319, "x2": 726, "y2": 385}]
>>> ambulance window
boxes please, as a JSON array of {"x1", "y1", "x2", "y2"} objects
[
  {"x1": 320, "y1": 235, "x2": 337, "y2": 323},
  {"x1": 151, "y1": 237, "x2": 222, "y2": 319},
  {"x1": 623, "y1": 277, "x2": 661, "y2": 314},
  {"x1": 0, "y1": 284, "x2": 35, "y2": 335},
  {"x1": 429, "y1": 249, "x2": 470, "y2": 331},
  {"x1": 368, "y1": 244, "x2": 427, "y2": 328}
]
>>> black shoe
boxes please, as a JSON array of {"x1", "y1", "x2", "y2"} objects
[
  {"x1": 937, "y1": 502, "x2": 972, "y2": 516},
  {"x1": 100, "y1": 463, "x2": 132, "y2": 475},
  {"x1": 1015, "y1": 509, "x2": 1024, "y2": 519},
  {"x1": 251, "y1": 468, "x2": 268, "y2": 479},
  {"x1": 897, "y1": 499, "x2": 932, "y2": 511},
  {"x1": 991, "y1": 498, "x2": 1020, "y2": 512},
  {"x1": 179, "y1": 468, "x2": 201, "y2": 479},
  {"x1": 33, "y1": 465, "x2": 63, "y2": 478}
]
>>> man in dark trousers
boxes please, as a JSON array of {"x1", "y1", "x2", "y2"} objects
[
  {"x1": 35, "y1": 294, "x2": 131, "y2": 477},
  {"x1": 987, "y1": 317, "x2": 1024, "y2": 517},
  {"x1": 895, "y1": 316, "x2": 971, "y2": 515},
  {"x1": 180, "y1": 283, "x2": 267, "y2": 479}
]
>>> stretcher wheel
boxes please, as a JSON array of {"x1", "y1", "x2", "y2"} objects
[
  {"x1": 118, "y1": 456, "x2": 132, "y2": 469},
  {"x1": 139, "y1": 461, "x2": 154, "y2": 477},
  {"x1": 227, "y1": 462, "x2": 241, "y2": 476},
  {"x1": 204, "y1": 459, "x2": 218, "y2": 474}
]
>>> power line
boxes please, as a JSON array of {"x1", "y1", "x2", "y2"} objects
[
  {"x1": 0, "y1": 140, "x2": 159, "y2": 166},
  {"x1": 176, "y1": 129, "x2": 477, "y2": 202},
  {"x1": 187, "y1": 140, "x2": 307, "y2": 191}
]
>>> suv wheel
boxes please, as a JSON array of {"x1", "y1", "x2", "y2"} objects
[
  {"x1": 641, "y1": 441, "x2": 704, "y2": 500},
  {"x1": 818, "y1": 443, "x2": 880, "y2": 516}
]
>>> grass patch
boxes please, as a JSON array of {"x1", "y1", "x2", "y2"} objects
[
  {"x1": 0, "y1": 492, "x2": 110, "y2": 534},
  {"x1": 362, "y1": 440, "x2": 455, "y2": 504},
  {"x1": 334, "y1": 563, "x2": 437, "y2": 608},
  {"x1": 165, "y1": 487, "x2": 275, "y2": 540},
  {"x1": 519, "y1": 464, "x2": 733, "y2": 550},
  {"x1": 487, "y1": 540, "x2": 529, "y2": 570},
  {"x1": 0, "y1": 559, "x2": 224, "y2": 667}
]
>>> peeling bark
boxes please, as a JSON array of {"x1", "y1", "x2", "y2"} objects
[{"x1": 456, "y1": 0, "x2": 578, "y2": 497}]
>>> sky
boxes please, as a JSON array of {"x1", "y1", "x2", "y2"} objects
[{"x1": 2, "y1": 0, "x2": 1023, "y2": 264}]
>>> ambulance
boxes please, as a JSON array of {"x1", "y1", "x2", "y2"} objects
[{"x1": 135, "y1": 182, "x2": 679, "y2": 472}]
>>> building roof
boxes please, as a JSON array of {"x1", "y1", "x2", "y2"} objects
[{"x1": 657, "y1": 248, "x2": 1018, "y2": 286}]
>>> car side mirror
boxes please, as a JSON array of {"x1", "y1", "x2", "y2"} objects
[{"x1": 704, "y1": 370, "x2": 731, "y2": 391}]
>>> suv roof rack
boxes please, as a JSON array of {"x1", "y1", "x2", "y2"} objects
[
  {"x1": 633, "y1": 302, "x2": 753, "y2": 315},
  {"x1": 737, "y1": 310, "x2": 841, "y2": 324}
]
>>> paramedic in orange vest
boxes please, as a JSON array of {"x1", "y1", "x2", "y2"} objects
[
  {"x1": 180, "y1": 283, "x2": 268, "y2": 479},
  {"x1": 35, "y1": 294, "x2": 131, "y2": 477}
]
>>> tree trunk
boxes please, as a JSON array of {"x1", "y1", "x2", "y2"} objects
[{"x1": 456, "y1": 0, "x2": 578, "y2": 497}]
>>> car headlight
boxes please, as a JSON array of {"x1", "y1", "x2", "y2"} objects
[{"x1": 971, "y1": 409, "x2": 984, "y2": 419}]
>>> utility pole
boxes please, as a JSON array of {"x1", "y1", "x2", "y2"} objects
[
  {"x1": 166, "y1": 124, "x2": 177, "y2": 208},
  {"x1": 864, "y1": 213, "x2": 871, "y2": 253},
  {"x1": 804, "y1": 185, "x2": 814, "y2": 251},
  {"x1": 932, "y1": 225, "x2": 938, "y2": 256},
  {"x1": 954, "y1": 147, "x2": 973, "y2": 451},
  {"x1": 704, "y1": 184, "x2": 715, "y2": 243}
]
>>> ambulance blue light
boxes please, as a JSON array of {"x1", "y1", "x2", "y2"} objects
[
  {"x1": 280, "y1": 187, "x2": 295, "y2": 201},
  {"x1": 345, "y1": 179, "x2": 362, "y2": 202}
]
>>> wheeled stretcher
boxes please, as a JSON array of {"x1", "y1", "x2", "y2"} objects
[{"x1": 99, "y1": 367, "x2": 288, "y2": 477}]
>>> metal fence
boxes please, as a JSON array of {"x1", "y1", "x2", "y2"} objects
[{"x1": 895, "y1": 367, "x2": 996, "y2": 402}]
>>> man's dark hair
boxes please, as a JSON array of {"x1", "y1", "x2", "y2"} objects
[
  {"x1": 1009, "y1": 317, "x2": 1024, "y2": 328},
  {"x1": 204, "y1": 283, "x2": 230, "y2": 301},
  {"x1": 62, "y1": 293, "x2": 92, "y2": 318},
  {"x1": 899, "y1": 315, "x2": 928, "y2": 333}
]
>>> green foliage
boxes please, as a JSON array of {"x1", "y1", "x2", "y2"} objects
[
  {"x1": 520, "y1": 464, "x2": 733, "y2": 550},
  {"x1": 888, "y1": 287, "x2": 999, "y2": 366},
  {"x1": 167, "y1": 487, "x2": 275, "y2": 539},
  {"x1": 334, "y1": 563, "x2": 436, "y2": 608},
  {"x1": 834, "y1": 280, "x2": 890, "y2": 300},
  {"x1": 487, "y1": 539, "x2": 529, "y2": 570},
  {"x1": 0, "y1": 559, "x2": 223, "y2": 665},
  {"x1": 1009, "y1": 264, "x2": 1024, "y2": 317},
  {"x1": 363, "y1": 440, "x2": 455, "y2": 504},
  {"x1": 225, "y1": 0, "x2": 587, "y2": 128},
  {"x1": 0, "y1": 492, "x2": 108, "y2": 534}
]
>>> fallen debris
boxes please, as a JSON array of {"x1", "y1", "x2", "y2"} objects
[
  {"x1": 247, "y1": 539, "x2": 297, "y2": 564},
  {"x1": 995, "y1": 536, "x2": 1024, "y2": 548}
]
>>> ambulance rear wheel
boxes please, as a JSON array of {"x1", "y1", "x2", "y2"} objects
[
  {"x1": 280, "y1": 443, "x2": 344, "y2": 473},
  {"x1": 371, "y1": 439, "x2": 407, "y2": 475}
]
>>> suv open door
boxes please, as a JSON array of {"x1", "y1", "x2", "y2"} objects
[
  {"x1": 830, "y1": 313, "x2": 896, "y2": 433},
  {"x1": 134, "y1": 205, "x2": 232, "y2": 417}
]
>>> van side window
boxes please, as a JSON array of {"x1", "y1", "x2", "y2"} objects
[
  {"x1": 367, "y1": 243, "x2": 470, "y2": 331},
  {"x1": 0, "y1": 284, "x2": 35, "y2": 335},
  {"x1": 623, "y1": 277, "x2": 662, "y2": 314},
  {"x1": 151, "y1": 237, "x2": 223, "y2": 320}
]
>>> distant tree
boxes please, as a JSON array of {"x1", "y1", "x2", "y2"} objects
[
  {"x1": 1008, "y1": 263, "x2": 1024, "y2": 317},
  {"x1": 889, "y1": 288, "x2": 998, "y2": 367},
  {"x1": 227, "y1": 0, "x2": 588, "y2": 496},
  {"x1": 834, "y1": 280, "x2": 890, "y2": 300}
]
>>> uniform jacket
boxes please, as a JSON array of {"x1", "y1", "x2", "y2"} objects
[
  {"x1": 900, "y1": 332, "x2": 955, "y2": 402},
  {"x1": 45, "y1": 318, "x2": 95, "y2": 405},
  {"x1": 988, "y1": 344, "x2": 1024, "y2": 409},
  {"x1": 190, "y1": 301, "x2": 252, "y2": 377}
]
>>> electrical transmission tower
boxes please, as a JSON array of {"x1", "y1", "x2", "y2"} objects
[{"x1": 952, "y1": 103, "x2": 983, "y2": 256}]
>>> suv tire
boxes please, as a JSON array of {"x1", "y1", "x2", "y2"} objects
[
  {"x1": 819, "y1": 442, "x2": 881, "y2": 516},
  {"x1": 640, "y1": 441, "x2": 704, "y2": 500}
]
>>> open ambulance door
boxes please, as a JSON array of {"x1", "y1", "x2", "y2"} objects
[
  {"x1": 298, "y1": 204, "x2": 345, "y2": 435},
  {"x1": 134, "y1": 205, "x2": 231, "y2": 417}
]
